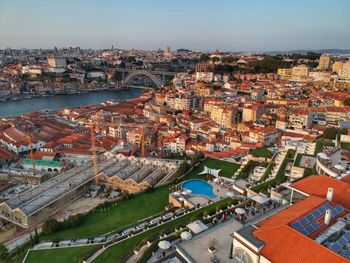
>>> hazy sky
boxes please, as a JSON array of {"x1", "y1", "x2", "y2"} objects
[{"x1": 1, "y1": 0, "x2": 349, "y2": 51}]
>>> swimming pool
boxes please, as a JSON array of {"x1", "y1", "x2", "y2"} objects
[{"x1": 181, "y1": 179, "x2": 216, "y2": 199}]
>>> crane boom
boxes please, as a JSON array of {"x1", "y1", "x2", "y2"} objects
[
  {"x1": 27, "y1": 136, "x2": 36, "y2": 172},
  {"x1": 90, "y1": 125, "x2": 99, "y2": 185}
]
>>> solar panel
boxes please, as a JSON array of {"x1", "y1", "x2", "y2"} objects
[
  {"x1": 290, "y1": 203, "x2": 335, "y2": 232},
  {"x1": 343, "y1": 231, "x2": 350, "y2": 241},
  {"x1": 306, "y1": 214, "x2": 315, "y2": 222},
  {"x1": 337, "y1": 236, "x2": 347, "y2": 247},
  {"x1": 313, "y1": 209, "x2": 322, "y2": 218},
  {"x1": 300, "y1": 228, "x2": 309, "y2": 235},
  {"x1": 291, "y1": 222, "x2": 302, "y2": 230},
  {"x1": 331, "y1": 205, "x2": 345, "y2": 218},
  {"x1": 299, "y1": 217, "x2": 309, "y2": 226},
  {"x1": 329, "y1": 242, "x2": 342, "y2": 253},
  {"x1": 343, "y1": 248, "x2": 350, "y2": 259}
]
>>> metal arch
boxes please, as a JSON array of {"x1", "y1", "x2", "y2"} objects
[{"x1": 121, "y1": 70, "x2": 163, "y2": 89}]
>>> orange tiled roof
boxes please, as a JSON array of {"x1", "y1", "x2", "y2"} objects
[
  {"x1": 290, "y1": 175, "x2": 350, "y2": 210},
  {"x1": 254, "y1": 225, "x2": 348, "y2": 263},
  {"x1": 256, "y1": 195, "x2": 326, "y2": 230}
]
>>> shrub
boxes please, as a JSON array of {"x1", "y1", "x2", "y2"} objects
[{"x1": 42, "y1": 218, "x2": 59, "y2": 234}]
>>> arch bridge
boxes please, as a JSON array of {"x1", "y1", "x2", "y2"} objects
[{"x1": 119, "y1": 70, "x2": 164, "y2": 89}]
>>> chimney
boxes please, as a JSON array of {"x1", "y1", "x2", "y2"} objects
[
  {"x1": 326, "y1": 187, "x2": 334, "y2": 202},
  {"x1": 324, "y1": 209, "x2": 332, "y2": 225}
]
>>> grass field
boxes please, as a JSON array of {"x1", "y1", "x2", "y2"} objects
[
  {"x1": 249, "y1": 147, "x2": 273, "y2": 158},
  {"x1": 315, "y1": 139, "x2": 335, "y2": 155},
  {"x1": 187, "y1": 157, "x2": 240, "y2": 179},
  {"x1": 93, "y1": 198, "x2": 232, "y2": 263},
  {"x1": 252, "y1": 149, "x2": 296, "y2": 193},
  {"x1": 25, "y1": 198, "x2": 232, "y2": 263},
  {"x1": 236, "y1": 160, "x2": 268, "y2": 180},
  {"x1": 41, "y1": 186, "x2": 171, "y2": 241},
  {"x1": 24, "y1": 245, "x2": 99, "y2": 263},
  {"x1": 341, "y1": 142, "x2": 350, "y2": 151}
]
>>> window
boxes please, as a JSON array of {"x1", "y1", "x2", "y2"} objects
[{"x1": 234, "y1": 247, "x2": 253, "y2": 263}]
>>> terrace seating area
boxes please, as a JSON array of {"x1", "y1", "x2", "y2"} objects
[{"x1": 316, "y1": 147, "x2": 350, "y2": 179}]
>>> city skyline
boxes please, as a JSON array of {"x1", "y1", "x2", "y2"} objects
[{"x1": 1, "y1": 0, "x2": 350, "y2": 51}]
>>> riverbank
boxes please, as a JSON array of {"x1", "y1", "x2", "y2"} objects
[
  {"x1": 0, "y1": 87, "x2": 112, "y2": 102},
  {"x1": 0, "y1": 88, "x2": 144, "y2": 118}
]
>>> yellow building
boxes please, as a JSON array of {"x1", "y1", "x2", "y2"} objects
[
  {"x1": 292, "y1": 65, "x2": 309, "y2": 79},
  {"x1": 332, "y1": 61, "x2": 344, "y2": 74},
  {"x1": 210, "y1": 105, "x2": 239, "y2": 129},
  {"x1": 339, "y1": 60, "x2": 350, "y2": 80},
  {"x1": 277, "y1": 68, "x2": 292, "y2": 79},
  {"x1": 318, "y1": 54, "x2": 331, "y2": 71}
]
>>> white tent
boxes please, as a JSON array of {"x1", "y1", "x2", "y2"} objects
[
  {"x1": 334, "y1": 164, "x2": 346, "y2": 171},
  {"x1": 318, "y1": 152, "x2": 330, "y2": 160},
  {"x1": 251, "y1": 194, "x2": 269, "y2": 204},
  {"x1": 158, "y1": 240, "x2": 171, "y2": 250},
  {"x1": 226, "y1": 192, "x2": 235, "y2": 198},
  {"x1": 180, "y1": 231, "x2": 193, "y2": 240},
  {"x1": 235, "y1": 208, "x2": 245, "y2": 215},
  {"x1": 199, "y1": 166, "x2": 221, "y2": 178},
  {"x1": 186, "y1": 220, "x2": 208, "y2": 234}
]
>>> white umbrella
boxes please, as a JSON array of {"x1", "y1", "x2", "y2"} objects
[
  {"x1": 179, "y1": 197, "x2": 185, "y2": 202},
  {"x1": 186, "y1": 189, "x2": 192, "y2": 194},
  {"x1": 158, "y1": 240, "x2": 171, "y2": 250},
  {"x1": 235, "y1": 208, "x2": 245, "y2": 215},
  {"x1": 226, "y1": 192, "x2": 234, "y2": 197},
  {"x1": 173, "y1": 191, "x2": 181, "y2": 196},
  {"x1": 180, "y1": 231, "x2": 192, "y2": 240},
  {"x1": 182, "y1": 190, "x2": 188, "y2": 195}
]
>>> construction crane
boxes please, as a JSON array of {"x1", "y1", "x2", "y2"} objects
[
  {"x1": 140, "y1": 126, "x2": 145, "y2": 158},
  {"x1": 90, "y1": 125, "x2": 99, "y2": 185},
  {"x1": 27, "y1": 136, "x2": 36, "y2": 173}
]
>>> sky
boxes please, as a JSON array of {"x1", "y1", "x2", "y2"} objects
[{"x1": 0, "y1": 0, "x2": 349, "y2": 52}]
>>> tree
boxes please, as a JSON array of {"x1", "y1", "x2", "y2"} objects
[
  {"x1": 344, "y1": 97, "x2": 350, "y2": 106},
  {"x1": 323, "y1": 127, "x2": 338, "y2": 140},
  {"x1": 34, "y1": 227, "x2": 39, "y2": 244},
  {"x1": 42, "y1": 218, "x2": 59, "y2": 234},
  {"x1": 0, "y1": 244, "x2": 9, "y2": 263},
  {"x1": 211, "y1": 57, "x2": 220, "y2": 63},
  {"x1": 199, "y1": 54, "x2": 210, "y2": 62}
]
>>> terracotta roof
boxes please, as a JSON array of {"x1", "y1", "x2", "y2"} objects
[
  {"x1": 256, "y1": 196, "x2": 326, "y2": 230},
  {"x1": 254, "y1": 225, "x2": 348, "y2": 263},
  {"x1": 290, "y1": 175, "x2": 350, "y2": 210}
]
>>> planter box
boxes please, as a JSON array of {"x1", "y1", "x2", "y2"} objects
[{"x1": 208, "y1": 246, "x2": 216, "y2": 254}]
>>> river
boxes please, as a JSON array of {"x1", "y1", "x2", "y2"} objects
[{"x1": 0, "y1": 88, "x2": 143, "y2": 118}]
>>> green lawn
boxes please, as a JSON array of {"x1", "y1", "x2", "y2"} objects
[
  {"x1": 250, "y1": 147, "x2": 273, "y2": 159},
  {"x1": 41, "y1": 186, "x2": 171, "y2": 241},
  {"x1": 25, "y1": 245, "x2": 99, "y2": 263},
  {"x1": 252, "y1": 149, "x2": 296, "y2": 193},
  {"x1": 236, "y1": 160, "x2": 268, "y2": 180},
  {"x1": 25, "y1": 199, "x2": 232, "y2": 263},
  {"x1": 187, "y1": 157, "x2": 240, "y2": 179},
  {"x1": 315, "y1": 139, "x2": 334, "y2": 155},
  {"x1": 93, "y1": 198, "x2": 232, "y2": 263},
  {"x1": 341, "y1": 142, "x2": 350, "y2": 150}
]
